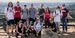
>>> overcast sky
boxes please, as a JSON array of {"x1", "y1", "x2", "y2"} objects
[{"x1": 0, "y1": 0, "x2": 75, "y2": 3}]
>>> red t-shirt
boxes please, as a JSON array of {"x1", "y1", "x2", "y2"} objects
[
  {"x1": 62, "y1": 8, "x2": 69, "y2": 17},
  {"x1": 45, "y1": 11, "x2": 50, "y2": 20},
  {"x1": 14, "y1": 6, "x2": 22, "y2": 18}
]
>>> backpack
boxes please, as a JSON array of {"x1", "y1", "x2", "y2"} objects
[{"x1": 55, "y1": 10, "x2": 61, "y2": 15}]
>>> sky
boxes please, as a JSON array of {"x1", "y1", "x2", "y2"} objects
[{"x1": 0, "y1": 0, "x2": 75, "y2": 3}]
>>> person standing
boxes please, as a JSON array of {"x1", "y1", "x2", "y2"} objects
[
  {"x1": 38, "y1": 4, "x2": 45, "y2": 22},
  {"x1": 29, "y1": 4, "x2": 37, "y2": 25},
  {"x1": 14, "y1": 2, "x2": 22, "y2": 25},
  {"x1": 53, "y1": 6, "x2": 62, "y2": 33},
  {"x1": 22, "y1": 5, "x2": 29, "y2": 24},
  {"x1": 44, "y1": 7, "x2": 52, "y2": 28},
  {"x1": 61, "y1": 4, "x2": 69, "y2": 32},
  {"x1": 4, "y1": 2, "x2": 14, "y2": 35}
]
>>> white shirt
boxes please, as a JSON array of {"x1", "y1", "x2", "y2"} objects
[
  {"x1": 53, "y1": 9, "x2": 62, "y2": 22},
  {"x1": 5, "y1": 7, "x2": 14, "y2": 20},
  {"x1": 34, "y1": 21, "x2": 43, "y2": 31}
]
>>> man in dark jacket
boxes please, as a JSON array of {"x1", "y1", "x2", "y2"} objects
[{"x1": 38, "y1": 4, "x2": 45, "y2": 22}]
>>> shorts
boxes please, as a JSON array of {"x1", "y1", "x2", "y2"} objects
[
  {"x1": 14, "y1": 18, "x2": 21, "y2": 24},
  {"x1": 7, "y1": 20, "x2": 14, "y2": 26},
  {"x1": 22, "y1": 19, "x2": 26, "y2": 23}
]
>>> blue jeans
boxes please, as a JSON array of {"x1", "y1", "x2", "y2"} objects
[{"x1": 61, "y1": 17, "x2": 68, "y2": 32}]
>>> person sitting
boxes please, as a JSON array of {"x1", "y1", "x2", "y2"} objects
[
  {"x1": 33, "y1": 18, "x2": 43, "y2": 37},
  {"x1": 22, "y1": 21, "x2": 29, "y2": 37},
  {"x1": 15, "y1": 20, "x2": 23, "y2": 38}
]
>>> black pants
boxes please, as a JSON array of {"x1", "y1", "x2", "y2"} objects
[
  {"x1": 45, "y1": 20, "x2": 51, "y2": 28},
  {"x1": 51, "y1": 22, "x2": 58, "y2": 32},
  {"x1": 33, "y1": 30, "x2": 41, "y2": 36},
  {"x1": 14, "y1": 18, "x2": 21, "y2": 24},
  {"x1": 29, "y1": 18, "x2": 35, "y2": 25},
  {"x1": 22, "y1": 19, "x2": 26, "y2": 23},
  {"x1": 40, "y1": 16, "x2": 44, "y2": 22},
  {"x1": 50, "y1": 22, "x2": 55, "y2": 29}
]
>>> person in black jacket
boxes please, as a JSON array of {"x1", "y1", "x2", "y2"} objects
[{"x1": 38, "y1": 4, "x2": 45, "y2": 22}]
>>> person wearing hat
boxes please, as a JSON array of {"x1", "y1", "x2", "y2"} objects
[{"x1": 4, "y1": 2, "x2": 14, "y2": 34}]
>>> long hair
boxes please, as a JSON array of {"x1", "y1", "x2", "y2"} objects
[
  {"x1": 45, "y1": 7, "x2": 51, "y2": 14},
  {"x1": 7, "y1": 2, "x2": 13, "y2": 11},
  {"x1": 8, "y1": 2, "x2": 13, "y2": 7}
]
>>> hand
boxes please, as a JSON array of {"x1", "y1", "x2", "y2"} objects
[
  {"x1": 19, "y1": 33, "x2": 23, "y2": 35},
  {"x1": 49, "y1": 18, "x2": 51, "y2": 21}
]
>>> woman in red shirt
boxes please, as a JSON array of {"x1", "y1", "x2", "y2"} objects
[
  {"x1": 44, "y1": 7, "x2": 52, "y2": 28},
  {"x1": 14, "y1": 2, "x2": 22, "y2": 25}
]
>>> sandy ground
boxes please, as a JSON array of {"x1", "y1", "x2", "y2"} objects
[{"x1": 0, "y1": 26, "x2": 75, "y2": 38}]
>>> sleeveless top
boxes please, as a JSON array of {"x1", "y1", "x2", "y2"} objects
[{"x1": 18, "y1": 25, "x2": 22, "y2": 33}]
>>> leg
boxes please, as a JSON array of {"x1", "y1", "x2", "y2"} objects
[
  {"x1": 57, "y1": 22, "x2": 60, "y2": 33},
  {"x1": 61, "y1": 17, "x2": 65, "y2": 32},
  {"x1": 48, "y1": 20, "x2": 51, "y2": 28},
  {"x1": 45, "y1": 20, "x2": 48, "y2": 28},
  {"x1": 54, "y1": 22, "x2": 58, "y2": 32},
  {"x1": 31, "y1": 18, "x2": 35, "y2": 26},
  {"x1": 38, "y1": 31, "x2": 41, "y2": 36},
  {"x1": 6, "y1": 25, "x2": 9, "y2": 33},
  {"x1": 16, "y1": 33, "x2": 19, "y2": 38},
  {"x1": 33, "y1": 30, "x2": 37, "y2": 36},
  {"x1": 23, "y1": 29, "x2": 28, "y2": 37},
  {"x1": 6, "y1": 20, "x2": 10, "y2": 33},
  {"x1": 64, "y1": 18, "x2": 68, "y2": 32}
]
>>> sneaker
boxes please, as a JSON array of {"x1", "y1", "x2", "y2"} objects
[{"x1": 25, "y1": 35, "x2": 28, "y2": 37}]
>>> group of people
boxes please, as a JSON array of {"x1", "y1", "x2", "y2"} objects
[{"x1": 4, "y1": 1, "x2": 69, "y2": 38}]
